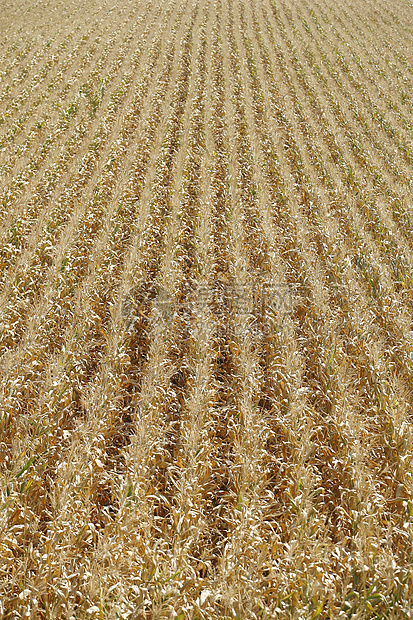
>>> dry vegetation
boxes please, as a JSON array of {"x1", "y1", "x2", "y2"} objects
[{"x1": 1, "y1": 0, "x2": 413, "y2": 617}]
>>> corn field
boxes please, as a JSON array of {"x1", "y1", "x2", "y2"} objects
[{"x1": 1, "y1": 0, "x2": 413, "y2": 617}]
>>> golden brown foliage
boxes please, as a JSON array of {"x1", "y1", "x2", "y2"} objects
[{"x1": 1, "y1": 0, "x2": 413, "y2": 617}]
